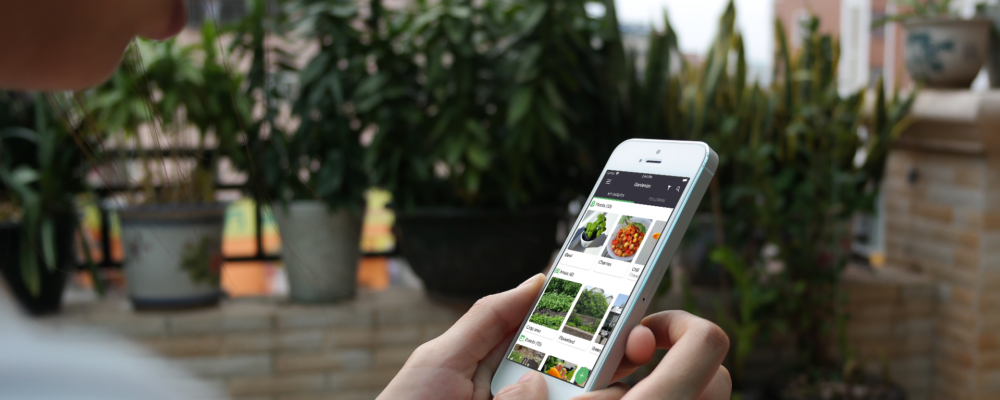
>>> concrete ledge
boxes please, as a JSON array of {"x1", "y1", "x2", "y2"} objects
[{"x1": 38, "y1": 288, "x2": 469, "y2": 400}]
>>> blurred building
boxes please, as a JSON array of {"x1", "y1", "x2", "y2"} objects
[{"x1": 774, "y1": 0, "x2": 910, "y2": 92}]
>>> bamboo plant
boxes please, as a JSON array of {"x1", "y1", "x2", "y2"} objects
[
  {"x1": 87, "y1": 22, "x2": 250, "y2": 204},
  {"x1": 633, "y1": 2, "x2": 915, "y2": 379}
]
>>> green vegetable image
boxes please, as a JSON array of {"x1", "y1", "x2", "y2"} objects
[{"x1": 584, "y1": 213, "x2": 607, "y2": 239}]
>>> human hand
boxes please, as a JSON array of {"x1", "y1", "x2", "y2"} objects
[
  {"x1": 563, "y1": 310, "x2": 731, "y2": 400},
  {"x1": 377, "y1": 273, "x2": 731, "y2": 400}
]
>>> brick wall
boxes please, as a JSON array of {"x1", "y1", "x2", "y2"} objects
[
  {"x1": 43, "y1": 266, "x2": 950, "y2": 400},
  {"x1": 841, "y1": 266, "x2": 937, "y2": 400},
  {"x1": 43, "y1": 289, "x2": 467, "y2": 400},
  {"x1": 883, "y1": 90, "x2": 1000, "y2": 400}
]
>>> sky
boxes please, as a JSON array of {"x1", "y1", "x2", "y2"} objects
[
  {"x1": 612, "y1": 294, "x2": 627, "y2": 308},
  {"x1": 616, "y1": 0, "x2": 774, "y2": 71}
]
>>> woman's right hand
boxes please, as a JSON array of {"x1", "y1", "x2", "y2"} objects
[{"x1": 493, "y1": 310, "x2": 731, "y2": 400}]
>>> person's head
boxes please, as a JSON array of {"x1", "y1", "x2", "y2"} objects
[{"x1": 0, "y1": 0, "x2": 187, "y2": 91}]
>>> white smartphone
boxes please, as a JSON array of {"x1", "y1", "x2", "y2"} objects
[{"x1": 491, "y1": 139, "x2": 718, "y2": 399}]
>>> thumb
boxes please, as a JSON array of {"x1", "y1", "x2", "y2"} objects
[
  {"x1": 494, "y1": 372, "x2": 548, "y2": 400},
  {"x1": 438, "y1": 273, "x2": 545, "y2": 363}
]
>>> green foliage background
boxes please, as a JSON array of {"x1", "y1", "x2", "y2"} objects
[
  {"x1": 573, "y1": 288, "x2": 610, "y2": 319},
  {"x1": 536, "y1": 292, "x2": 574, "y2": 313},
  {"x1": 543, "y1": 277, "x2": 582, "y2": 298},
  {"x1": 528, "y1": 314, "x2": 565, "y2": 330},
  {"x1": 0, "y1": 0, "x2": 916, "y2": 383},
  {"x1": 216, "y1": 0, "x2": 915, "y2": 379}
]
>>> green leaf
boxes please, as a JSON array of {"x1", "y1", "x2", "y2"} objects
[
  {"x1": 448, "y1": 5, "x2": 471, "y2": 19},
  {"x1": 355, "y1": 73, "x2": 389, "y2": 99},
  {"x1": 507, "y1": 87, "x2": 533, "y2": 127},
  {"x1": 537, "y1": 101, "x2": 568, "y2": 140},
  {"x1": 464, "y1": 119, "x2": 489, "y2": 142},
  {"x1": 41, "y1": 217, "x2": 56, "y2": 271},
  {"x1": 464, "y1": 170, "x2": 481, "y2": 193},
  {"x1": 0, "y1": 127, "x2": 38, "y2": 142},
  {"x1": 466, "y1": 145, "x2": 490, "y2": 169},
  {"x1": 10, "y1": 166, "x2": 40, "y2": 185},
  {"x1": 520, "y1": 4, "x2": 548, "y2": 34},
  {"x1": 300, "y1": 52, "x2": 331, "y2": 86},
  {"x1": 20, "y1": 239, "x2": 40, "y2": 297}
]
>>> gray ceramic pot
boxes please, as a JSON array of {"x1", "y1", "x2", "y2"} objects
[
  {"x1": 904, "y1": 18, "x2": 991, "y2": 88},
  {"x1": 120, "y1": 203, "x2": 226, "y2": 310},
  {"x1": 273, "y1": 201, "x2": 363, "y2": 303}
]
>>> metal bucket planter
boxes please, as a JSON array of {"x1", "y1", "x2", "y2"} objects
[
  {"x1": 120, "y1": 203, "x2": 226, "y2": 310},
  {"x1": 395, "y1": 208, "x2": 561, "y2": 300},
  {"x1": 0, "y1": 217, "x2": 76, "y2": 315},
  {"x1": 904, "y1": 18, "x2": 991, "y2": 88},
  {"x1": 272, "y1": 201, "x2": 363, "y2": 303}
]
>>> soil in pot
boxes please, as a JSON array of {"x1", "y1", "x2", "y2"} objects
[
  {"x1": 0, "y1": 217, "x2": 76, "y2": 315},
  {"x1": 120, "y1": 203, "x2": 226, "y2": 310},
  {"x1": 395, "y1": 209, "x2": 561, "y2": 299}
]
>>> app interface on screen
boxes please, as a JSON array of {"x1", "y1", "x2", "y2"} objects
[{"x1": 505, "y1": 170, "x2": 689, "y2": 387}]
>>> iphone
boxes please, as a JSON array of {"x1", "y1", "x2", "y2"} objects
[{"x1": 491, "y1": 139, "x2": 718, "y2": 399}]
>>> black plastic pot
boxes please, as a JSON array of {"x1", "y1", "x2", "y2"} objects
[
  {"x1": 395, "y1": 208, "x2": 561, "y2": 299},
  {"x1": 0, "y1": 218, "x2": 76, "y2": 315}
]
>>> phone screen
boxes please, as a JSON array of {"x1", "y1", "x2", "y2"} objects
[{"x1": 505, "y1": 169, "x2": 689, "y2": 387}]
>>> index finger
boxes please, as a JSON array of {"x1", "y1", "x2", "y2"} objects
[
  {"x1": 435, "y1": 274, "x2": 545, "y2": 369},
  {"x1": 620, "y1": 311, "x2": 730, "y2": 400}
]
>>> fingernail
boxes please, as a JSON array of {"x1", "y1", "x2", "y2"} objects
[
  {"x1": 517, "y1": 372, "x2": 536, "y2": 383},
  {"x1": 518, "y1": 273, "x2": 542, "y2": 288}
]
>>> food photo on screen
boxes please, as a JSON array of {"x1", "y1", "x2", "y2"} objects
[
  {"x1": 602, "y1": 215, "x2": 651, "y2": 262},
  {"x1": 542, "y1": 355, "x2": 578, "y2": 383}
]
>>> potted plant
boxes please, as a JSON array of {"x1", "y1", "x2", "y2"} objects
[
  {"x1": 976, "y1": 2, "x2": 1000, "y2": 87},
  {"x1": 226, "y1": 0, "x2": 367, "y2": 303},
  {"x1": 88, "y1": 24, "x2": 249, "y2": 309},
  {"x1": 580, "y1": 213, "x2": 606, "y2": 248},
  {"x1": 0, "y1": 92, "x2": 100, "y2": 315},
  {"x1": 360, "y1": 0, "x2": 629, "y2": 299},
  {"x1": 643, "y1": 5, "x2": 916, "y2": 396},
  {"x1": 881, "y1": 0, "x2": 991, "y2": 88}
]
